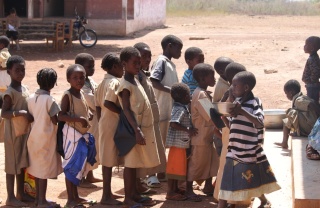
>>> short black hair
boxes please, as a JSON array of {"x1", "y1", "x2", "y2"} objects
[
  {"x1": 214, "y1": 57, "x2": 234, "y2": 72},
  {"x1": 225, "y1": 62, "x2": 246, "y2": 83},
  {"x1": 120, "y1": 46, "x2": 140, "y2": 62},
  {"x1": 10, "y1": 8, "x2": 16, "y2": 14},
  {"x1": 161, "y1": 35, "x2": 183, "y2": 50},
  {"x1": 37, "y1": 68, "x2": 57, "y2": 90},
  {"x1": 133, "y1": 42, "x2": 150, "y2": 52},
  {"x1": 184, "y1": 47, "x2": 203, "y2": 61},
  {"x1": 306, "y1": 36, "x2": 320, "y2": 51},
  {"x1": 284, "y1": 79, "x2": 301, "y2": 94},
  {"x1": 6, "y1": 55, "x2": 25, "y2": 70},
  {"x1": 101, "y1": 53, "x2": 121, "y2": 71},
  {"x1": 0, "y1": 35, "x2": 10, "y2": 47},
  {"x1": 234, "y1": 71, "x2": 256, "y2": 90},
  {"x1": 66, "y1": 64, "x2": 85, "y2": 79},
  {"x1": 171, "y1": 83, "x2": 190, "y2": 103},
  {"x1": 193, "y1": 63, "x2": 215, "y2": 83},
  {"x1": 75, "y1": 53, "x2": 94, "y2": 66}
]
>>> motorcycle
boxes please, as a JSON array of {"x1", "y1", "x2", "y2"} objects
[{"x1": 69, "y1": 8, "x2": 98, "y2": 48}]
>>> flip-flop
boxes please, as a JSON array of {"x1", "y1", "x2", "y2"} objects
[
  {"x1": 144, "y1": 176, "x2": 161, "y2": 188},
  {"x1": 186, "y1": 195, "x2": 202, "y2": 202},
  {"x1": 165, "y1": 193, "x2": 187, "y2": 201},
  {"x1": 135, "y1": 197, "x2": 156, "y2": 206},
  {"x1": 80, "y1": 199, "x2": 97, "y2": 205},
  {"x1": 306, "y1": 144, "x2": 320, "y2": 160}
]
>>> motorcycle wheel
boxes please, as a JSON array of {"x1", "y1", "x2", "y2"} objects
[{"x1": 79, "y1": 29, "x2": 97, "y2": 48}]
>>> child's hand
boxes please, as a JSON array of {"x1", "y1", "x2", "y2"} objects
[
  {"x1": 229, "y1": 101, "x2": 242, "y2": 117},
  {"x1": 136, "y1": 128, "x2": 146, "y2": 145},
  {"x1": 187, "y1": 127, "x2": 198, "y2": 137},
  {"x1": 79, "y1": 116, "x2": 89, "y2": 128}
]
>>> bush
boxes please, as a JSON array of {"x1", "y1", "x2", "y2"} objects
[{"x1": 167, "y1": 0, "x2": 320, "y2": 16}]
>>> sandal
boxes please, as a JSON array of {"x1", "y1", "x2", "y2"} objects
[
  {"x1": 165, "y1": 193, "x2": 187, "y2": 201},
  {"x1": 144, "y1": 176, "x2": 161, "y2": 188},
  {"x1": 306, "y1": 144, "x2": 320, "y2": 160},
  {"x1": 186, "y1": 194, "x2": 202, "y2": 202},
  {"x1": 135, "y1": 197, "x2": 157, "y2": 207}
]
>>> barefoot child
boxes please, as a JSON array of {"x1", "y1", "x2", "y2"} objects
[
  {"x1": 94, "y1": 53, "x2": 124, "y2": 205},
  {"x1": 151, "y1": 35, "x2": 183, "y2": 147},
  {"x1": 58, "y1": 64, "x2": 97, "y2": 207},
  {"x1": 181, "y1": 47, "x2": 204, "y2": 95},
  {"x1": 27, "y1": 68, "x2": 62, "y2": 207},
  {"x1": 117, "y1": 47, "x2": 160, "y2": 207},
  {"x1": 275, "y1": 79, "x2": 320, "y2": 150},
  {"x1": 75, "y1": 53, "x2": 102, "y2": 187},
  {"x1": 218, "y1": 71, "x2": 281, "y2": 208},
  {"x1": 134, "y1": 42, "x2": 167, "y2": 192},
  {"x1": 165, "y1": 83, "x2": 197, "y2": 201},
  {"x1": 1, "y1": 55, "x2": 34, "y2": 206},
  {"x1": 187, "y1": 63, "x2": 220, "y2": 200},
  {"x1": 302, "y1": 36, "x2": 320, "y2": 103}
]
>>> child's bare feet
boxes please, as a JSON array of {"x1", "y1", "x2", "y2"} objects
[
  {"x1": 85, "y1": 175, "x2": 103, "y2": 183},
  {"x1": 274, "y1": 142, "x2": 288, "y2": 149},
  {"x1": 16, "y1": 193, "x2": 35, "y2": 202},
  {"x1": 100, "y1": 196, "x2": 123, "y2": 205},
  {"x1": 6, "y1": 197, "x2": 28, "y2": 207}
]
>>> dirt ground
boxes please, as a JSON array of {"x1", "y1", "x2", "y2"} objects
[{"x1": 0, "y1": 14, "x2": 315, "y2": 207}]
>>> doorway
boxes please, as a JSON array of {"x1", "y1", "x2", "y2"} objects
[{"x1": 4, "y1": 0, "x2": 27, "y2": 17}]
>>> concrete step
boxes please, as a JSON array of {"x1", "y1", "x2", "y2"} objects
[{"x1": 291, "y1": 136, "x2": 320, "y2": 208}]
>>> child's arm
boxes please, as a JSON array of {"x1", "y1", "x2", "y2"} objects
[
  {"x1": 150, "y1": 78, "x2": 171, "y2": 93},
  {"x1": 1, "y1": 94, "x2": 33, "y2": 122},
  {"x1": 50, "y1": 115, "x2": 58, "y2": 125},
  {"x1": 104, "y1": 100, "x2": 121, "y2": 114},
  {"x1": 229, "y1": 102, "x2": 264, "y2": 129},
  {"x1": 170, "y1": 122, "x2": 198, "y2": 137},
  {"x1": 58, "y1": 94, "x2": 88, "y2": 127},
  {"x1": 120, "y1": 89, "x2": 146, "y2": 145}
]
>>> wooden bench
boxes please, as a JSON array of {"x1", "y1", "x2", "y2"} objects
[{"x1": 291, "y1": 136, "x2": 320, "y2": 208}]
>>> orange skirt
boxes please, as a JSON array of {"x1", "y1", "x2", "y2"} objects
[{"x1": 166, "y1": 147, "x2": 187, "y2": 180}]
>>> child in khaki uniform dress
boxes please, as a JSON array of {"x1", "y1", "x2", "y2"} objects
[
  {"x1": 117, "y1": 47, "x2": 160, "y2": 207},
  {"x1": 94, "y1": 53, "x2": 124, "y2": 205},
  {"x1": 1, "y1": 55, "x2": 33, "y2": 207}
]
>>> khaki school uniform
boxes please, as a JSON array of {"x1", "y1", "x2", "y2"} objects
[
  {"x1": 27, "y1": 89, "x2": 62, "y2": 179},
  {"x1": 188, "y1": 87, "x2": 219, "y2": 181},
  {"x1": 136, "y1": 71, "x2": 167, "y2": 177},
  {"x1": 213, "y1": 77, "x2": 229, "y2": 102},
  {"x1": 94, "y1": 74, "x2": 122, "y2": 167},
  {"x1": 117, "y1": 78, "x2": 160, "y2": 168},
  {"x1": 3, "y1": 86, "x2": 29, "y2": 174}
]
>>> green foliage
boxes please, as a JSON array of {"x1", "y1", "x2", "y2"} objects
[{"x1": 167, "y1": 0, "x2": 320, "y2": 16}]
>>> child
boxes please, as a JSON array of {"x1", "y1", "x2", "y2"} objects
[
  {"x1": 1, "y1": 55, "x2": 34, "y2": 207},
  {"x1": 181, "y1": 47, "x2": 204, "y2": 95},
  {"x1": 150, "y1": 34, "x2": 183, "y2": 146},
  {"x1": 26, "y1": 68, "x2": 62, "y2": 207},
  {"x1": 213, "y1": 62, "x2": 249, "y2": 206},
  {"x1": 134, "y1": 42, "x2": 167, "y2": 191},
  {"x1": 58, "y1": 64, "x2": 97, "y2": 207},
  {"x1": 212, "y1": 57, "x2": 234, "y2": 157},
  {"x1": 117, "y1": 47, "x2": 159, "y2": 207},
  {"x1": 75, "y1": 53, "x2": 102, "y2": 187},
  {"x1": 94, "y1": 53, "x2": 124, "y2": 205},
  {"x1": 187, "y1": 63, "x2": 220, "y2": 200},
  {"x1": 218, "y1": 71, "x2": 281, "y2": 208},
  {"x1": 275, "y1": 79, "x2": 320, "y2": 149},
  {"x1": 0, "y1": 35, "x2": 11, "y2": 96},
  {"x1": 212, "y1": 57, "x2": 234, "y2": 102},
  {"x1": 6, "y1": 8, "x2": 21, "y2": 50},
  {"x1": 302, "y1": 36, "x2": 320, "y2": 103},
  {"x1": 165, "y1": 83, "x2": 197, "y2": 201}
]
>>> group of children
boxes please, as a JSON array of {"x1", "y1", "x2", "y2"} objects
[{"x1": 11, "y1": 32, "x2": 320, "y2": 208}]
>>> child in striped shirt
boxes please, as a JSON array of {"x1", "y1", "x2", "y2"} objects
[{"x1": 218, "y1": 71, "x2": 280, "y2": 208}]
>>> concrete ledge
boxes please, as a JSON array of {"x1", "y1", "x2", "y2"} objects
[{"x1": 291, "y1": 136, "x2": 320, "y2": 208}]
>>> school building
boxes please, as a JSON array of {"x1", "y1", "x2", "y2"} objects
[{"x1": 0, "y1": 0, "x2": 166, "y2": 36}]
